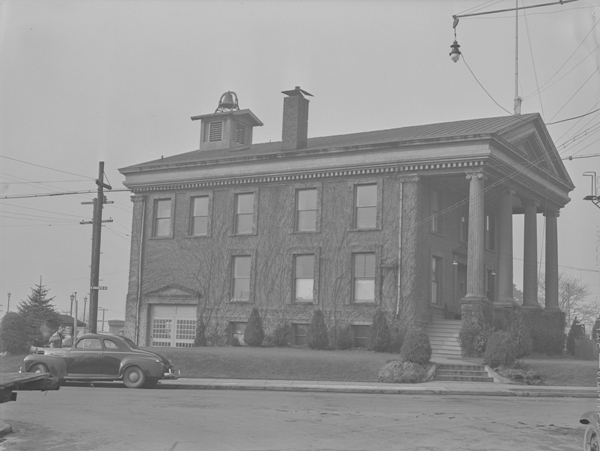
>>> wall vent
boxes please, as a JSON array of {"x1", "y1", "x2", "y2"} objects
[
  {"x1": 209, "y1": 121, "x2": 223, "y2": 142},
  {"x1": 235, "y1": 123, "x2": 246, "y2": 145}
]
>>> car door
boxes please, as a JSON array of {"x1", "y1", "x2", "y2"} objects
[
  {"x1": 67, "y1": 338, "x2": 104, "y2": 375},
  {"x1": 100, "y1": 338, "x2": 123, "y2": 376}
]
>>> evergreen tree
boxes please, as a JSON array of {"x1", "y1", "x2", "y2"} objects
[
  {"x1": 243, "y1": 307, "x2": 265, "y2": 347},
  {"x1": 0, "y1": 312, "x2": 30, "y2": 354},
  {"x1": 17, "y1": 283, "x2": 61, "y2": 347},
  {"x1": 307, "y1": 309, "x2": 329, "y2": 349},
  {"x1": 368, "y1": 308, "x2": 391, "y2": 352}
]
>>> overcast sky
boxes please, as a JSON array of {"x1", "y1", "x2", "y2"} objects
[{"x1": 1, "y1": 0, "x2": 599, "y2": 328}]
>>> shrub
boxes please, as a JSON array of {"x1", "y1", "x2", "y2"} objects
[
  {"x1": 0, "y1": 312, "x2": 30, "y2": 354},
  {"x1": 506, "y1": 308, "x2": 533, "y2": 358},
  {"x1": 539, "y1": 328, "x2": 566, "y2": 355},
  {"x1": 493, "y1": 308, "x2": 511, "y2": 332},
  {"x1": 484, "y1": 332, "x2": 517, "y2": 368},
  {"x1": 307, "y1": 309, "x2": 329, "y2": 350},
  {"x1": 194, "y1": 321, "x2": 207, "y2": 347},
  {"x1": 368, "y1": 308, "x2": 391, "y2": 352},
  {"x1": 593, "y1": 317, "x2": 600, "y2": 341},
  {"x1": 400, "y1": 329, "x2": 432, "y2": 364},
  {"x1": 244, "y1": 307, "x2": 265, "y2": 347},
  {"x1": 335, "y1": 324, "x2": 354, "y2": 350},
  {"x1": 271, "y1": 322, "x2": 291, "y2": 347},
  {"x1": 566, "y1": 318, "x2": 585, "y2": 355},
  {"x1": 388, "y1": 328, "x2": 404, "y2": 353},
  {"x1": 458, "y1": 320, "x2": 493, "y2": 357},
  {"x1": 378, "y1": 360, "x2": 429, "y2": 383}
]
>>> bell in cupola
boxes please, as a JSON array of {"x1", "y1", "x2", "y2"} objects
[{"x1": 215, "y1": 91, "x2": 239, "y2": 113}]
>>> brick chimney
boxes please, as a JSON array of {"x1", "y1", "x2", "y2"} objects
[{"x1": 282, "y1": 86, "x2": 312, "y2": 150}]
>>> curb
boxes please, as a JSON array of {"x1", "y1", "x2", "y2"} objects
[{"x1": 156, "y1": 381, "x2": 596, "y2": 398}]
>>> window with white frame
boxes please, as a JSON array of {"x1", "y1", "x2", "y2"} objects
[
  {"x1": 293, "y1": 254, "x2": 315, "y2": 302},
  {"x1": 153, "y1": 199, "x2": 172, "y2": 237},
  {"x1": 431, "y1": 188, "x2": 443, "y2": 234},
  {"x1": 295, "y1": 188, "x2": 317, "y2": 232},
  {"x1": 354, "y1": 184, "x2": 377, "y2": 229},
  {"x1": 190, "y1": 196, "x2": 209, "y2": 236},
  {"x1": 431, "y1": 256, "x2": 442, "y2": 304},
  {"x1": 232, "y1": 256, "x2": 251, "y2": 301},
  {"x1": 235, "y1": 193, "x2": 254, "y2": 234},
  {"x1": 353, "y1": 253, "x2": 376, "y2": 302}
]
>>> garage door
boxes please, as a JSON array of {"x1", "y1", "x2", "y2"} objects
[{"x1": 150, "y1": 305, "x2": 196, "y2": 348}]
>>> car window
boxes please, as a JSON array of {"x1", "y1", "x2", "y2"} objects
[
  {"x1": 104, "y1": 339, "x2": 118, "y2": 349},
  {"x1": 76, "y1": 338, "x2": 102, "y2": 350}
]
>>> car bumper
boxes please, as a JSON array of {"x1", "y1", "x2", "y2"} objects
[{"x1": 163, "y1": 369, "x2": 180, "y2": 380}]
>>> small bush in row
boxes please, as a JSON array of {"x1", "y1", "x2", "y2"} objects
[{"x1": 378, "y1": 361, "x2": 429, "y2": 383}]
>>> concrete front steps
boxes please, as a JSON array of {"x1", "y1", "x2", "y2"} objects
[
  {"x1": 434, "y1": 363, "x2": 494, "y2": 383},
  {"x1": 425, "y1": 319, "x2": 462, "y2": 357}
]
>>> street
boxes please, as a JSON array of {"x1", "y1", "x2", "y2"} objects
[{"x1": 0, "y1": 385, "x2": 590, "y2": 451}]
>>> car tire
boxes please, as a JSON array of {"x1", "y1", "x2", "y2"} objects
[
  {"x1": 123, "y1": 366, "x2": 146, "y2": 389},
  {"x1": 584, "y1": 424, "x2": 599, "y2": 451},
  {"x1": 28, "y1": 363, "x2": 50, "y2": 374},
  {"x1": 142, "y1": 377, "x2": 159, "y2": 389}
]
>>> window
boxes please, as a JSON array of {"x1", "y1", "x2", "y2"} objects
[
  {"x1": 431, "y1": 189, "x2": 443, "y2": 233},
  {"x1": 235, "y1": 193, "x2": 254, "y2": 234},
  {"x1": 151, "y1": 318, "x2": 172, "y2": 347},
  {"x1": 104, "y1": 340, "x2": 118, "y2": 349},
  {"x1": 235, "y1": 123, "x2": 246, "y2": 145},
  {"x1": 190, "y1": 196, "x2": 209, "y2": 236},
  {"x1": 153, "y1": 199, "x2": 171, "y2": 237},
  {"x1": 431, "y1": 256, "x2": 442, "y2": 304},
  {"x1": 296, "y1": 188, "x2": 317, "y2": 232},
  {"x1": 76, "y1": 338, "x2": 102, "y2": 350},
  {"x1": 232, "y1": 256, "x2": 251, "y2": 301},
  {"x1": 486, "y1": 269, "x2": 496, "y2": 301},
  {"x1": 354, "y1": 184, "x2": 377, "y2": 229},
  {"x1": 209, "y1": 121, "x2": 223, "y2": 142},
  {"x1": 176, "y1": 319, "x2": 196, "y2": 347},
  {"x1": 231, "y1": 322, "x2": 247, "y2": 344},
  {"x1": 459, "y1": 208, "x2": 469, "y2": 243},
  {"x1": 352, "y1": 325, "x2": 370, "y2": 348},
  {"x1": 294, "y1": 255, "x2": 314, "y2": 301},
  {"x1": 485, "y1": 211, "x2": 496, "y2": 251},
  {"x1": 293, "y1": 324, "x2": 308, "y2": 346},
  {"x1": 353, "y1": 253, "x2": 376, "y2": 302}
]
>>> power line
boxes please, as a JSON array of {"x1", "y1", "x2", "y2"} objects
[
  {"x1": 0, "y1": 189, "x2": 130, "y2": 200},
  {"x1": 548, "y1": 65, "x2": 600, "y2": 122},
  {"x1": 0, "y1": 155, "x2": 95, "y2": 180},
  {"x1": 461, "y1": 53, "x2": 513, "y2": 115},
  {"x1": 546, "y1": 106, "x2": 600, "y2": 125}
]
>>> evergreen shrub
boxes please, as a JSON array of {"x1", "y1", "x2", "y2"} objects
[
  {"x1": 566, "y1": 318, "x2": 585, "y2": 355},
  {"x1": 0, "y1": 312, "x2": 30, "y2": 354},
  {"x1": 388, "y1": 328, "x2": 404, "y2": 353},
  {"x1": 244, "y1": 307, "x2": 265, "y2": 347},
  {"x1": 335, "y1": 325, "x2": 354, "y2": 350},
  {"x1": 458, "y1": 320, "x2": 493, "y2": 357},
  {"x1": 540, "y1": 328, "x2": 566, "y2": 355},
  {"x1": 307, "y1": 309, "x2": 329, "y2": 350},
  {"x1": 272, "y1": 322, "x2": 291, "y2": 347},
  {"x1": 368, "y1": 308, "x2": 391, "y2": 352},
  {"x1": 484, "y1": 331, "x2": 517, "y2": 368},
  {"x1": 378, "y1": 361, "x2": 429, "y2": 383},
  {"x1": 507, "y1": 308, "x2": 533, "y2": 358},
  {"x1": 400, "y1": 329, "x2": 432, "y2": 364}
]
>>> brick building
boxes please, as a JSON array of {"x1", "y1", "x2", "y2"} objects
[{"x1": 119, "y1": 88, "x2": 574, "y2": 351}]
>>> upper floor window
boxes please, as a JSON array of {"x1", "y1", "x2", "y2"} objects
[
  {"x1": 431, "y1": 188, "x2": 443, "y2": 234},
  {"x1": 235, "y1": 193, "x2": 254, "y2": 234},
  {"x1": 293, "y1": 254, "x2": 315, "y2": 302},
  {"x1": 190, "y1": 196, "x2": 209, "y2": 236},
  {"x1": 354, "y1": 184, "x2": 377, "y2": 229},
  {"x1": 353, "y1": 252, "x2": 376, "y2": 302},
  {"x1": 485, "y1": 211, "x2": 496, "y2": 251},
  {"x1": 153, "y1": 199, "x2": 171, "y2": 237},
  {"x1": 232, "y1": 256, "x2": 251, "y2": 301},
  {"x1": 431, "y1": 256, "x2": 442, "y2": 304},
  {"x1": 296, "y1": 188, "x2": 317, "y2": 232},
  {"x1": 459, "y1": 208, "x2": 469, "y2": 243}
]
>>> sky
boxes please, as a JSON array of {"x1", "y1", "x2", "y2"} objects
[{"x1": 1, "y1": 0, "x2": 599, "y2": 330}]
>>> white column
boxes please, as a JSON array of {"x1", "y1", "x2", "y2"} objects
[
  {"x1": 544, "y1": 210, "x2": 560, "y2": 310},
  {"x1": 497, "y1": 189, "x2": 514, "y2": 305},
  {"x1": 465, "y1": 172, "x2": 486, "y2": 300},
  {"x1": 522, "y1": 199, "x2": 540, "y2": 308}
]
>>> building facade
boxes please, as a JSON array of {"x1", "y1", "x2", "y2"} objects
[{"x1": 119, "y1": 88, "x2": 574, "y2": 348}]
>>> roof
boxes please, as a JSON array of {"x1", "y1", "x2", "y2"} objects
[
  {"x1": 121, "y1": 114, "x2": 541, "y2": 172},
  {"x1": 58, "y1": 314, "x2": 86, "y2": 327}
]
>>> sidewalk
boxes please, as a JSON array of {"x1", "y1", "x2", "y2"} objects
[{"x1": 158, "y1": 378, "x2": 595, "y2": 398}]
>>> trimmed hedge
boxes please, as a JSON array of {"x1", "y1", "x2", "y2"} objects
[
  {"x1": 400, "y1": 329, "x2": 432, "y2": 364},
  {"x1": 458, "y1": 320, "x2": 493, "y2": 357},
  {"x1": 506, "y1": 308, "x2": 533, "y2": 358},
  {"x1": 484, "y1": 331, "x2": 517, "y2": 368}
]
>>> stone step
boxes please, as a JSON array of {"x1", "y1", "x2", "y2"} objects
[
  {"x1": 437, "y1": 364, "x2": 485, "y2": 371},
  {"x1": 433, "y1": 375, "x2": 494, "y2": 382},
  {"x1": 436, "y1": 369, "x2": 489, "y2": 377}
]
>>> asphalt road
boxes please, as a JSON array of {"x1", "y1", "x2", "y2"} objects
[{"x1": 0, "y1": 384, "x2": 591, "y2": 451}]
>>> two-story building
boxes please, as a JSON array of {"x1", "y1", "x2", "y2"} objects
[{"x1": 119, "y1": 87, "x2": 573, "y2": 351}]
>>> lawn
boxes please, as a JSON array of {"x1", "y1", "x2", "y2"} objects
[{"x1": 2, "y1": 347, "x2": 595, "y2": 386}]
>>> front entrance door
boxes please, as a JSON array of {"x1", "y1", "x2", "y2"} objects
[{"x1": 455, "y1": 263, "x2": 467, "y2": 318}]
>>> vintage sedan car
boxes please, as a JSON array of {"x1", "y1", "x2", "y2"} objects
[
  {"x1": 581, "y1": 411, "x2": 599, "y2": 451},
  {"x1": 21, "y1": 333, "x2": 179, "y2": 388}
]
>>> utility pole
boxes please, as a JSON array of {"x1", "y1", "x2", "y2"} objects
[
  {"x1": 99, "y1": 307, "x2": 109, "y2": 332},
  {"x1": 81, "y1": 162, "x2": 113, "y2": 333}
]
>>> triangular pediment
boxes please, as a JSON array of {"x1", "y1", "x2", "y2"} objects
[
  {"x1": 514, "y1": 133, "x2": 557, "y2": 176},
  {"x1": 145, "y1": 284, "x2": 199, "y2": 298}
]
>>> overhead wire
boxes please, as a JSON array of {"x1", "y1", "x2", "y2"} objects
[
  {"x1": 548, "y1": 65, "x2": 600, "y2": 122},
  {"x1": 0, "y1": 155, "x2": 95, "y2": 180}
]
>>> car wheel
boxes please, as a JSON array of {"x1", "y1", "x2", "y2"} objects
[
  {"x1": 123, "y1": 366, "x2": 146, "y2": 389},
  {"x1": 28, "y1": 363, "x2": 50, "y2": 374},
  {"x1": 142, "y1": 377, "x2": 159, "y2": 389},
  {"x1": 584, "y1": 425, "x2": 600, "y2": 451}
]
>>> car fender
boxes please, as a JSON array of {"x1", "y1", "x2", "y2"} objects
[
  {"x1": 23, "y1": 354, "x2": 68, "y2": 378},
  {"x1": 581, "y1": 411, "x2": 600, "y2": 426},
  {"x1": 119, "y1": 355, "x2": 163, "y2": 378}
]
